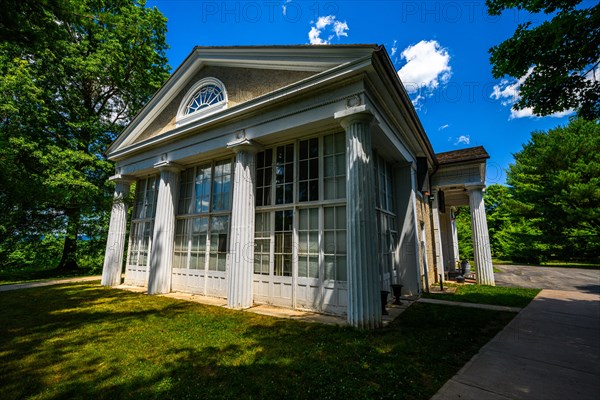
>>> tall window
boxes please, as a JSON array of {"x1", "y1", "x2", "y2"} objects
[
  {"x1": 324, "y1": 205, "x2": 346, "y2": 281},
  {"x1": 128, "y1": 177, "x2": 158, "y2": 268},
  {"x1": 275, "y1": 144, "x2": 294, "y2": 205},
  {"x1": 274, "y1": 210, "x2": 293, "y2": 276},
  {"x1": 323, "y1": 132, "x2": 346, "y2": 200},
  {"x1": 254, "y1": 132, "x2": 348, "y2": 283},
  {"x1": 298, "y1": 138, "x2": 319, "y2": 202},
  {"x1": 298, "y1": 208, "x2": 319, "y2": 278},
  {"x1": 174, "y1": 159, "x2": 233, "y2": 272},
  {"x1": 254, "y1": 212, "x2": 271, "y2": 275}
]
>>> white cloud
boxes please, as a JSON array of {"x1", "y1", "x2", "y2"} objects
[
  {"x1": 454, "y1": 135, "x2": 470, "y2": 145},
  {"x1": 282, "y1": 0, "x2": 291, "y2": 16},
  {"x1": 308, "y1": 15, "x2": 349, "y2": 45},
  {"x1": 397, "y1": 40, "x2": 452, "y2": 94},
  {"x1": 391, "y1": 40, "x2": 398, "y2": 57},
  {"x1": 491, "y1": 67, "x2": 575, "y2": 119},
  {"x1": 438, "y1": 124, "x2": 450, "y2": 131}
]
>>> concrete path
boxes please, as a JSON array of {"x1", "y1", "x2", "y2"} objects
[
  {"x1": 495, "y1": 264, "x2": 600, "y2": 294},
  {"x1": 0, "y1": 275, "x2": 101, "y2": 292},
  {"x1": 431, "y1": 289, "x2": 600, "y2": 400},
  {"x1": 417, "y1": 297, "x2": 522, "y2": 313}
]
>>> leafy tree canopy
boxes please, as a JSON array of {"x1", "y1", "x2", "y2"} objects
[
  {"x1": 487, "y1": 0, "x2": 600, "y2": 119},
  {"x1": 505, "y1": 118, "x2": 599, "y2": 262},
  {"x1": 0, "y1": 0, "x2": 170, "y2": 270}
]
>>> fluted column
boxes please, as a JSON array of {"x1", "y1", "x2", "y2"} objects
[
  {"x1": 227, "y1": 138, "x2": 261, "y2": 309},
  {"x1": 148, "y1": 161, "x2": 182, "y2": 294},
  {"x1": 467, "y1": 185, "x2": 495, "y2": 286},
  {"x1": 335, "y1": 106, "x2": 381, "y2": 329},
  {"x1": 101, "y1": 174, "x2": 135, "y2": 287}
]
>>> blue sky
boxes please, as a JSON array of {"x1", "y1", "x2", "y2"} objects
[{"x1": 145, "y1": 0, "x2": 580, "y2": 185}]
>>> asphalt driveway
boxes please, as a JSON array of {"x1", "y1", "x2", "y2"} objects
[{"x1": 494, "y1": 264, "x2": 600, "y2": 294}]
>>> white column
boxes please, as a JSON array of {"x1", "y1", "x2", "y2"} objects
[
  {"x1": 335, "y1": 106, "x2": 381, "y2": 329},
  {"x1": 430, "y1": 189, "x2": 445, "y2": 282},
  {"x1": 101, "y1": 174, "x2": 134, "y2": 287},
  {"x1": 227, "y1": 138, "x2": 260, "y2": 309},
  {"x1": 467, "y1": 185, "x2": 495, "y2": 286},
  {"x1": 148, "y1": 161, "x2": 182, "y2": 294},
  {"x1": 450, "y1": 208, "x2": 459, "y2": 271},
  {"x1": 394, "y1": 163, "x2": 421, "y2": 296}
]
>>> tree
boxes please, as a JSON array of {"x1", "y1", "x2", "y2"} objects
[
  {"x1": 0, "y1": 0, "x2": 170, "y2": 270},
  {"x1": 483, "y1": 184, "x2": 511, "y2": 258},
  {"x1": 487, "y1": 0, "x2": 600, "y2": 120},
  {"x1": 505, "y1": 118, "x2": 600, "y2": 262}
]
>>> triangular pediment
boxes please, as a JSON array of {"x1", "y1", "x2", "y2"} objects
[{"x1": 107, "y1": 45, "x2": 378, "y2": 157}]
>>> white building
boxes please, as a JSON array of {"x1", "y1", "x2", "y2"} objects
[{"x1": 101, "y1": 45, "x2": 494, "y2": 329}]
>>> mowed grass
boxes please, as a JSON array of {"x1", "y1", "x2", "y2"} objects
[
  {"x1": 0, "y1": 283, "x2": 516, "y2": 400},
  {"x1": 423, "y1": 284, "x2": 541, "y2": 308}
]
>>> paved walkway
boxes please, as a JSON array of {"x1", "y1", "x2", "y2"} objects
[
  {"x1": 495, "y1": 264, "x2": 600, "y2": 294},
  {"x1": 417, "y1": 297, "x2": 522, "y2": 313},
  {"x1": 431, "y1": 289, "x2": 600, "y2": 400},
  {"x1": 0, "y1": 275, "x2": 101, "y2": 292}
]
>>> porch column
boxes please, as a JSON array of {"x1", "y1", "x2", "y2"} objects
[
  {"x1": 335, "y1": 106, "x2": 381, "y2": 329},
  {"x1": 394, "y1": 163, "x2": 421, "y2": 296},
  {"x1": 227, "y1": 138, "x2": 261, "y2": 309},
  {"x1": 467, "y1": 185, "x2": 495, "y2": 286},
  {"x1": 148, "y1": 161, "x2": 183, "y2": 294},
  {"x1": 450, "y1": 209, "x2": 459, "y2": 271},
  {"x1": 430, "y1": 189, "x2": 445, "y2": 282},
  {"x1": 101, "y1": 174, "x2": 135, "y2": 287}
]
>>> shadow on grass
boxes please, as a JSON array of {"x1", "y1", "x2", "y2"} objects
[{"x1": 0, "y1": 283, "x2": 515, "y2": 400}]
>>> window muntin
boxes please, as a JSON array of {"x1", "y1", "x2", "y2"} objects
[
  {"x1": 274, "y1": 209, "x2": 293, "y2": 276},
  {"x1": 298, "y1": 208, "x2": 319, "y2": 278},
  {"x1": 275, "y1": 144, "x2": 294, "y2": 205},
  {"x1": 323, "y1": 132, "x2": 346, "y2": 200},
  {"x1": 175, "y1": 159, "x2": 233, "y2": 272},
  {"x1": 254, "y1": 212, "x2": 271, "y2": 275},
  {"x1": 255, "y1": 149, "x2": 273, "y2": 207},
  {"x1": 375, "y1": 154, "x2": 394, "y2": 212},
  {"x1": 324, "y1": 205, "x2": 347, "y2": 281},
  {"x1": 185, "y1": 84, "x2": 224, "y2": 115},
  {"x1": 176, "y1": 78, "x2": 228, "y2": 126},
  {"x1": 298, "y1": 138, "x2": 319, "y2": 202},
  {"x1": 128, "y1": 177, "x2": 158, "y2": 268}
]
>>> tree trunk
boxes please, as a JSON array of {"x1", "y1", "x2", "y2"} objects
[{"x1": 57, "y1": 208, "x2": 80, "y2": 271}]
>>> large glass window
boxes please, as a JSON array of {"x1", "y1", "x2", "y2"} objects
[
  {"x1": 324, "y1": 206, "x2": 346, "y2": 281},
  {"x1": 274, "y1": 209, "x2": 293, "y2": 276},
  {"x1": 298, "y1": 208, "x2": 319, "y2": 278},
  {"x1": 323, "y1": 132, "x2": 346, "y2": 200},
  {"x1": 254, "y1": 212, "x2": 271, "y2": 275},
  {"x1": 298, "y1": 138, "x2": 319, "y2": 202},
  {"x1": 128, "y1": 177, "x2": 158, "y2": 267},
  {"x1": 255, "y1": 149, "x2": 273, "y2": 207},
  {"x1": 275, "y1": 144, "x2": 294, "y2": 205},
  {"x1": 175, "y1": 159, "x2": 233, "y2": 272}
]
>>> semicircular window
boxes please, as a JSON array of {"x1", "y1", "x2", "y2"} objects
[{"x1": 185, "y1": 84, "x2": 225, "y2": 115}]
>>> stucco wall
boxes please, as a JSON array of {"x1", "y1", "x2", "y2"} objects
[{"x1": 135, "y1": 66, "x2": 317, "y2": 143}]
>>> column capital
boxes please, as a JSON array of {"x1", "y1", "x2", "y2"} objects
[
  {"x1": 153, "y1": 160, "x2": 184, "y2": 173},
  {"x1": 109, "y1": 174, "x2": 135, "y2": 184},
  {"x1": 465, "y1": 183, "x2": 485, "y2": 192},
  {"x1": 227, "y1": 137, "x2": 263, "y2": 154},
  {"x1": 334, "y1": 105, "x2": 374, "y2": 129}
]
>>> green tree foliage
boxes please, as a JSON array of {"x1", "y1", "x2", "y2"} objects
[
  {"x1": 487, "y1": 0, "x2": 600, "y2": 119},
  {"x1": 504, "y1": 118, "x2": 599, "y2": 263},
  {"x1": 0, "y1": 0, "x2": 170, "y2": 270},
  {"x1": 454, "y1": 207, "x2": 473, "y2": 262}
]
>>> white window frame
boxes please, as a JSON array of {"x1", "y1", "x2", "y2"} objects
[{"x1": 176, "y1": 77, "x2": 228, "y2": 127}]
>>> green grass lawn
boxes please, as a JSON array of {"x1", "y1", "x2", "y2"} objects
[
  {"x1": 0, "y1": 282, "x2": 516, "y2": 400},
  {"x1": 423, "y1": 284, "x2": 541, "y2": 308}
]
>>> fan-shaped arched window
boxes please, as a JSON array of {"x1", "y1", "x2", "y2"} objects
[{"x1": 177, "y1": 78, "x2": 228, "y2": 126}]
